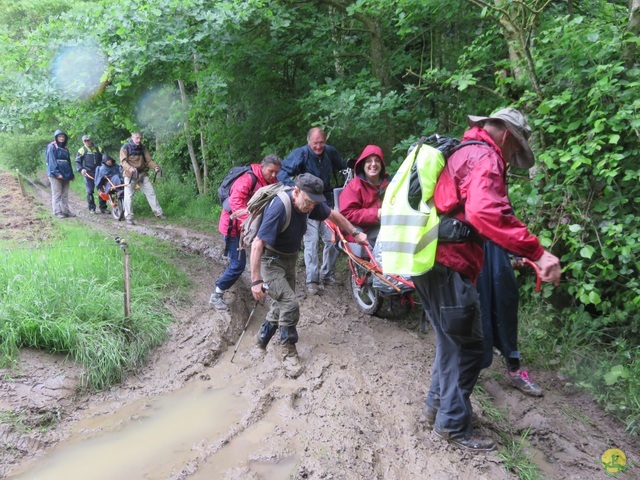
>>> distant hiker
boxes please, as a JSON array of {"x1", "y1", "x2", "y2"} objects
[
  {"x1": 249, "y1": 173, "x2": 367, "y2": 378},
  {"x1": 94, "y1": 154, "x2": 123, "y2": 194},
  {"x1": 338, "y1": 144, "x2": 389, "y2": 247},
  {"x1": 209, "y1": 154, "x2": 282, "y2": 311},
  {"x1": 120, "y1": 132, "x2": 165, "y2": 225},
  {"x1": 45, "y1": 129, "x2": 75, "y2": 219},
  {"x1": 478, "y1": 240, "x2": 543, "y2": 396},
  {"x1": 411, "y1": 108, "x2": 561, "y2": 452},
  {"x1": 75, "y1": 134, "x2": 106, "y2": 214},
  {"x1": 277, "y1": 127, "x2": 347, "y2": 295}
]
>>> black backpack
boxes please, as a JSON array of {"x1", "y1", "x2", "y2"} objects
[
  {"x1": 408, "y1": 134, "x2": 486, "y2": 209},
  {"x1": 217, "y1": 166, "x2": 257, "y2": 212}
]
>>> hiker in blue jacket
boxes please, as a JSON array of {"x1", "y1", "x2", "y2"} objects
[
  {"x1": 45, "y1": 130, "x2": 75, "y2": 219},
  {"x1": 277, "y1": 127, "x2": 347, "y2": 295}
]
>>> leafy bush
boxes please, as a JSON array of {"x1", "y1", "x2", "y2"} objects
[
  {"x1": 509, "y1": 14, "x2": 640, "y2": 345},
  {"x1": 0, "y1": 131, "x2": 52, "y2": 175}
]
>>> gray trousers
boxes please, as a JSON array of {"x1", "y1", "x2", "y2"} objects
[
  {"x1": 303, "y1": 218, "x2": 340, "y2": 284},
  {"x1": 49, "y1": 176, "x2": 71, "y2": 216},
  {"x1": 261, "y1": 249, "x2": 299, "y2": 329},
  {"x1": 412, "y1": 263, "x2": 484, "y2": 438},
  {"x1": 123, "y1": 175, "x2": 163, "y2": 220}
]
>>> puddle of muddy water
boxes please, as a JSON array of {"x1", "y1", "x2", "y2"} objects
[
  {"x1": 8, "y1": 382, "x2": 248, "y2": 480},
  {"x1": 522, "y1": 440, "x2": 557, "y2": 478},
  {"x1": 191, "y1": 416, "x2": 297, "y2": 479}
]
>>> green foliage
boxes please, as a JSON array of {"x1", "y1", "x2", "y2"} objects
[
  {"x1": 510, "y1": 12, "x2": 640, "y2": 347},
  {"x1": 0, "y1": 226, "x2": 189, "y2": 390},
  {"x1": 0, "y1": 131, "x2": 52, "y2": 175},
  {"x1": 0, "y1": 0, "x2": 639, "y2": 424}
]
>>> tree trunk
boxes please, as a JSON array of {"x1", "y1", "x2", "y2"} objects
[
  {"x1": 200, "y1": 129, "x2": 208, "y2": 194},
  {"x1": 193, "y1": 53, "x2": 208, "y2": 194},
  {"x1": 177, "y1": 79, "x2": 204, "y2": 195},
  {"x1": 625, "y1": 0, "x2": 640, "y2": 67}
]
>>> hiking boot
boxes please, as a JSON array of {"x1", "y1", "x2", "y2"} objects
[
  {"x1": 55, "y1": 214, "x2": 65, "y2": 219},
  {"x1": 322, "y1": 275, "x2": 343, "y2": 287},
  {"x1": 424, "y1": 406, "x2": 479, "y2": 429},
  {"x1": 425, "y1": 405, "x2": 437, "y2": 428},
  {"x1": 126, "y1": 218, "x2": 136, "y2": 225},
  {"x1": 279, "y1": 343, "x2": 304, "y2": 378},
  {"x1": 89, "y1": 209, "x2": 97, "y2": 214},
  {"x1": 64, "y1": 212, "x2": 76, "y2": 218},
  {"x1": 100, "y1": 208, "x2": 108, "y2": 214},
  {"x1": 157, "y1": 213, "x2": 167, "y2": 219},
  {"x1": 256, "y1": 320, "x2": 278, "y2": 349},
  {"x1": 306, "y1": 283, "x2": 319, "y2": 295},
  {"x1": 209, "y1": 292, "x2": 229, "y2": 311},
  {"x1": 505, "y1": 370, "x2": 543, "y2": 397},
  {"x1": 433, "y1": 428, "x2": 496, "y2": 452}
]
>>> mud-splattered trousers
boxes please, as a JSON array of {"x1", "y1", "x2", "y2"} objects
[
  {"x1": 412, "y1": 263, "x2": 484, "y2": 439},
  {"x1": 260, "y1": 248, "x2": 299, "y2": 345}
]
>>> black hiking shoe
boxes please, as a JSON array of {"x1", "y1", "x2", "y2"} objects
[
  {"x1": 321, "y1": 275, "x2": 343, "y2": 287},
  {"x1": 433, "y1": 428, "x2": 495, "y2": 452}
]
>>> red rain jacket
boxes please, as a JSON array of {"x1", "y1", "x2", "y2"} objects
[
  {"x1": 218, "y1": 163, "x2": 276, "y2": 237},
  {"x1": 434, "y1": 126, "x2": 544, "y2": 282},
  {"x1": 339, "y1": 145, "x2": 390, "y2": 237}
]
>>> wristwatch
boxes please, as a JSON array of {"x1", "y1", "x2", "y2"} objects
[{"x1": 352, "y1": 227, "x2": 363, "y2": 236}]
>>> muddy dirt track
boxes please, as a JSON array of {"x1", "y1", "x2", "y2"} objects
[{"x1": 1, "y1": 171, "x2": 638, "y2": 479}]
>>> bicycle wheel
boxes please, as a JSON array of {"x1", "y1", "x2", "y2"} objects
[
  {"x1": 111, "y1": 194, "x2": 124, "y2": 220},
  {"x1": 350, "y1": 262, "x2": 382, "y2": 315}
]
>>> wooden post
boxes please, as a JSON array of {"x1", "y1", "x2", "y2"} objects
[
  {"x1": 123, "y1": 249, "x2": 131, "y2": 322},
  {"x1": 116, "y1": 237, "x2": 132, "y2": 330},
  {"x1": 16, "y1": 169, "x2": 26, "y2": 196}
]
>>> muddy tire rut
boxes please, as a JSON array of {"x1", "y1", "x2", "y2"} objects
[{"x1": 1, "y1": 171, "x2": 638, "y2": 479}]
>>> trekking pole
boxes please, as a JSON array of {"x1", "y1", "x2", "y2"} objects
[{"x1": 230, "y1": 284, "x2": 269, "y2": 363}]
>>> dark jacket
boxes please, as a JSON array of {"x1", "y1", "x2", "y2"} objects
[
  {"x1": 75, "y1": 145, "x2": 102, "y2": 175},
  {"x1": 277, "y1": 144, "x2": 345, "y2": 207},
  {"x1": 94, "y1": 163, "x2": 123, "y2": 193},
  {"x1": 45, "y1": 130, "x2": 74, "y2": 181}
]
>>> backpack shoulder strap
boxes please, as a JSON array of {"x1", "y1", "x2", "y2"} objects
[
  {"x1": 248, "y1": 170, "x2": 258, "y2": 192},
  {"x1": 276, "y1": 189, "x2": 293, "y2": 232}
]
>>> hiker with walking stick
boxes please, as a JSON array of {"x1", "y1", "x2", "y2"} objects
[
  {"x1": 249, "y1": 173, "x2": 368, "y2": 378},
  {"x1": 230, "y1": 284, "x2": 269, "y2": 363}
]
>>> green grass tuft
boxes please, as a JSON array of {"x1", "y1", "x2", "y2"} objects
[{"x1": 0, "y1": 225, "x2": 189, "y2": 390}]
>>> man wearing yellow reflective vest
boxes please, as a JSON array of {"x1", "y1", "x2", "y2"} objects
[{"x1": 411, "y1": 109, "x2": 561, "y2": 452}]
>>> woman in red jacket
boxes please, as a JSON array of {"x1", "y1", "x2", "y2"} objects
[{"x1": 339, "y1": 144, "x2": 389, "y2": 246}]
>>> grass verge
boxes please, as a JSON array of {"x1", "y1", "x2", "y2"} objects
[
  {"x1": 0, "y1": 224, "x2": 189, "y2": 390},
  {"x1": 518, "y1": 295, "x2": 640, "y2": 437}
]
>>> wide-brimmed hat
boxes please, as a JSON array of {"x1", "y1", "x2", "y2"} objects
[
  {"x1": 467, "y1": 108, "x2": 534, "y2": 168},
  {"x1": 82, "y1": 134, "x2": 92, "y2": 141},
  {"x1": 295, "y1": 173, "x2": 326, "y2": 203}
]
